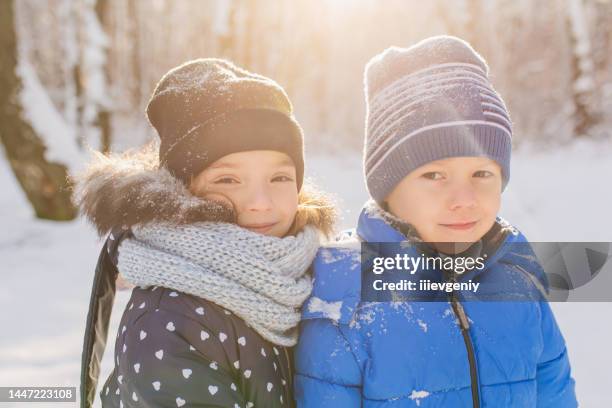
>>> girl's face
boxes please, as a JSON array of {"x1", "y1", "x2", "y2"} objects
[
  {"x1": 189, "y1": 150, "x2": 299, "y2": 237},
  {"x1": 385, "y1": 157, "x2": 502, "y2": 250}
]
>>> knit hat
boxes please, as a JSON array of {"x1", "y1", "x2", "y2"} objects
[
  {"x1": 363, "y1": 35, "x2": 512, "y2": 204},
  {"x1": 146, "y1": 58, "x2": 305, "y2": 190}
]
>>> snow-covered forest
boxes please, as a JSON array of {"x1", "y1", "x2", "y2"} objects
[
  {"x1": 1, "y1": 0, "x2": 611, "y2": 407},
  {"x1": 3, "y1": 0, "x2": 612, "y2": 219},
  {"x1": 2, "y1": 0, "x2": 611, "y2": 220},
  {"x1": 7, "y1": 0, "x2": 612, "y2": 161}
]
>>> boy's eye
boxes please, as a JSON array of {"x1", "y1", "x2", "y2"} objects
[
  {"x1": 213, "y1": 177, "x2": 239, "y2": 184},
  {"x1": 473, "y1": 170, "x2": 494, "y2": 178},
  {"x1": 272, "y1": 175, "x2": 294, "y2": 182},
  {"x1": 421, "y1": 172, "x2": 443, "y2": 180}
]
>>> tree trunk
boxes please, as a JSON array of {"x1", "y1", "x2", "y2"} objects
[
  {"x1": 127, "y1": 0, "x2": 143, "y2": 112},
  {"x1": 0, "y1": 0, "x2": 77, "y2": 221},
  {"x1": 215, "y1": 0, "x2": 236, "y2": 59},
  {"x1": 566, "y1": 0, "x2": 598, "y2": 137},
  {"x1": 94, "y1": 0, "x2": 112, "y2": 153}
]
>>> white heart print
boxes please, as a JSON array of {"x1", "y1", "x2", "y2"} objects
[{"x1": 201, "y1": 330, "x2": 210, "y2": 341}]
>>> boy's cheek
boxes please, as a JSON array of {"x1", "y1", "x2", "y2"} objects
[{"x1": 387, "y1": 186, "x2": 502, "y2": 242}]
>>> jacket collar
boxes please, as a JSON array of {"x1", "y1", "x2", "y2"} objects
[{"x1": 302, "y1": 201, "x2": 544, "y2": 324}]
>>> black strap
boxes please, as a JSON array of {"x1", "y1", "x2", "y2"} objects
[{"x1": 79, "y1": 229, "x2": 126, "y2": 407}]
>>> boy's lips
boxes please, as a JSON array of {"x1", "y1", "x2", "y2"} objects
[{"x1": 439, "y1": 220, "x2": 478, "y2": 230}]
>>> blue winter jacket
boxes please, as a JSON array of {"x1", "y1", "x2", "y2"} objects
[{"x1": 295, "y1": 205, "x2": 577, "y2": 407}]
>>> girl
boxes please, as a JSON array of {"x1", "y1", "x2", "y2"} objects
[{"x1": 76, "y1": 58, "x2": 335, "y2": 408}]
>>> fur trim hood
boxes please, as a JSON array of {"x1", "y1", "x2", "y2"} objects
[{"x1": 72, "y1": 144, "x2": 336, "y2": 237}]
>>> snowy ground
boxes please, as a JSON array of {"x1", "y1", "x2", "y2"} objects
[{"x1": 1, "y1": 138, "x2": 611, "y2": 407}]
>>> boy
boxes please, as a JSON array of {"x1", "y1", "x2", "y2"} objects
[{"x1": 294, "y1": 36, "x2": 577, "y2": 407}]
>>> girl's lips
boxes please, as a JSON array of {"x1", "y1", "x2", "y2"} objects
[
  {"x1": 439, "y1": 221, "x2": 478, "y2": 230},
  {"x1": 243, "y1": 222, "x2": 277, "y2": 233}
]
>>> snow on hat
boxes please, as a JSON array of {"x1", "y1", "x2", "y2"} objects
[
  {"x1": 363, "y1": 35, "x2": 512, "y2": 204},
  {"x1": 146, "y1": 58, "x2": 305, "y2": 189}
]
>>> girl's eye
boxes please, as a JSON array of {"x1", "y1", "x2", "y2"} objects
[
  {"x1": 213, "y1": 177, "x2": 239, "y2": 184},
  {"x1": 421, "y1": 172, "x2": 443, "y2": 180},
  {"x1": 272, "y1": 175, "x2": 294, "y2": 182},
  {"x1": 474, "y1": 170, "x2": 494, "y2": 178}
]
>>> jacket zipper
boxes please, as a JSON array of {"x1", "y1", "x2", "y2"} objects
[
  {"x1": 284, "y1": 346, "x2": 292, "y2": 388},
  {"x1": 447, "y1": 272, "x2": 481, "y2": 408}
]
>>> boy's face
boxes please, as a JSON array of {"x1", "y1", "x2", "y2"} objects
[
  {"x1": 385, "y1": 157, "x2": 502, "y2": 248},
  {"x1": 189, "y1": 150, "x2": 299, "y2": 237}
]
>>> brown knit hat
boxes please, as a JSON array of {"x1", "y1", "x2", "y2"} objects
[{"x1": 146, "y1": 58, "x2": 305, "y2": 189}]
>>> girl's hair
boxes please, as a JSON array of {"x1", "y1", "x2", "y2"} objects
[{"x1": 287, "y1": 180, "x2": 337, "y2": 238}]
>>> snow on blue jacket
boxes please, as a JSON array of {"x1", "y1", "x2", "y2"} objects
[{"x1": 295, "y1": 204, "x2": 577, "y2": 407}]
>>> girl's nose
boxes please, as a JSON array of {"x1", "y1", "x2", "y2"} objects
[{"x1": 244, "y1": 184, "x2": 274, "y2": 212}]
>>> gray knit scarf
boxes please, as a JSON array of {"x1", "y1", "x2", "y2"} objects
[{"x1": 117, "y1": 222, "x2": 321, "y2": 346}]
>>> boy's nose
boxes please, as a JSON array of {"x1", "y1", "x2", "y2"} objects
[{"x1": 447, "y1": 185, "x2": 478, "y2": 210}]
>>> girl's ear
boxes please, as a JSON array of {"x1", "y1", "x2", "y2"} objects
[{"x1": 286, "y1": 182, "x2": 337, "y2": 238}]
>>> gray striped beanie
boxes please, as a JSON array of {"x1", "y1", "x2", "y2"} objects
[{"x1": 363, "y1": 35, "x2": 512, "y2": 204}]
